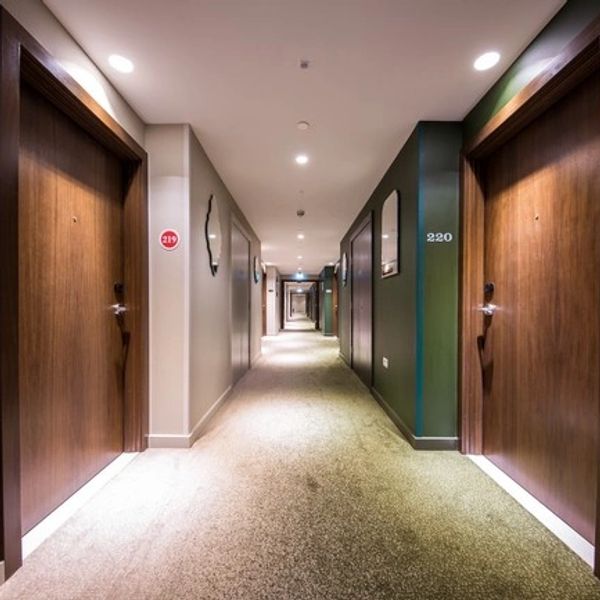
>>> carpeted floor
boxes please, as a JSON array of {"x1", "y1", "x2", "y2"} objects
[
  {"x1": 283, "y1": 315, "x2": 316, "y2": 330},
  {"x1": 2, "y1": 332, "x2": 600, "y2": 599}
]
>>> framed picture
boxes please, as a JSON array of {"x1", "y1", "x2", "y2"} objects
[
  {"x1": 205, "y1": 193, "x2": 222, "y2": 276},
  {"x1": 381, "y1": 190, "x2": 400, "y2": 278}
]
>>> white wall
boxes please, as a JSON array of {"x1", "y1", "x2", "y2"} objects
[
  {"x1": 146, "y1": 125, "x2": 190, "y2": 440},
  {"x1": 148, "y1": 125, "x2": 262, "y2": 448},
  {"x1": 265, "y1": 266, "x2": 281, "y2": 335},
  {"x1": 188, "y1": 129, "x2": 262, "y2": 434},
  {"x1": 0, "y1": 0, "x2": 145, "y2": 145}
]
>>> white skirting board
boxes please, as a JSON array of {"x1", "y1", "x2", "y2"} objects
[
  {"x1": 147, "y1": 385, "x2": 232, "y2": 449},
  {"x1": 22, "y1": 452, "x2": 138, "y2": 560},
  {"x1": 469, "y1": 455, "x2": 594, "y2": 567}
]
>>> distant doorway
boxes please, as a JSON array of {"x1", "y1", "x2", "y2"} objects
[{"x1": 281, "y1": 280, "x2": 320, "y2": 331}]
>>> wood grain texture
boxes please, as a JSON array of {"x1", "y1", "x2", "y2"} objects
[
  {"x1": 19, "y1": 83, "x2": 125, "y2": 533},
  {"x1": 0, "y1": 8, "x2": 23, "y2": 572},
  {"x1": 482, "y1": 70, "x2": 600, "y2": 544},
  {"x1": 0, "y1": 6, "x2": 148, "y2": 576},
  {"x1": 122, "y1": 159, "x2": 148, "y2": 452},
  {"x1": 458, "y1": 156, "x2": 485, "y2": 454},
  {"x1": 350, "y1": 216, "x2": 373, "y2": 388}
]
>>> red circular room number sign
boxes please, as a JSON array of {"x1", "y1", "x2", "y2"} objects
[{"x1": 159, "y1": 229, "x2": 180, "y2": 251}]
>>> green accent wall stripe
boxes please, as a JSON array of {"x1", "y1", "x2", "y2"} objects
[{"x1": 415, "y1": 125, "x2": 425, "y2": 438}]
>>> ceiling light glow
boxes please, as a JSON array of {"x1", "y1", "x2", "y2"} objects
[
  {"x1": 474, "y1": 51, "x2": 500, "y2": 71},
  {"x1": 108, "y1": 54, "x2": 134, "y2": 74},
  {"x1": 297, "y1": 255, "x2": 303, "y2": 259},
  {"x1": 295, "y1": 154, "x2": 309, "y2": 165},
  {"x1": 297, "y1": 233, "x2": 305, "y2": 240}
]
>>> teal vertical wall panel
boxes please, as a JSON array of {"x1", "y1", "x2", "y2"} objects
[{"x1": 420, "y1": 123, "x2": 462, "y2": 438}]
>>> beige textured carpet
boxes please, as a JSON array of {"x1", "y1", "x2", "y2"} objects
[{"x1": 2, "y1": 332, "x2": 600, "y2": 599}]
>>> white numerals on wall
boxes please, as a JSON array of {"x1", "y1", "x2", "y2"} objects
[{"x1": 426, "y1": 232, "x2": 453, "y2": 243}]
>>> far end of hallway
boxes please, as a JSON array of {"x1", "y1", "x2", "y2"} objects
[{"x1": 1, "y1": 332, "x2": 599, "y2": 599}]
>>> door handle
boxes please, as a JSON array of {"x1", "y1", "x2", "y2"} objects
[
  {"x1": 477, "y1": 303, "x2": 497, "y2": 316},
  {"x1": 111, "y1": 303, "x2": 127, "y2": 316}
]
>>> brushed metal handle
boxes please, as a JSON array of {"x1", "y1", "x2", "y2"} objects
[
  {"x1": 477, "y1": 303, "x2": 497, "y2": 316},
  {"x1": 110, "y1": 303, "x2": 127, "y2": 316}
]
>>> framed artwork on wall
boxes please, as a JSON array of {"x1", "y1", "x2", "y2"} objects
[
  {"x1": 381, "y1": 190, "x2": 400, "y2": 278},
  {"x1": 205, "y1": 193, "x2": 222, "y2": 276}
]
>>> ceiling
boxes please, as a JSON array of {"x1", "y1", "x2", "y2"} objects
[{"x1": 45, "y1": 0, "x2": 564, "y2": 273}]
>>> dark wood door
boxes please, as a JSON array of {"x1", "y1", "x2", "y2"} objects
[
  {"x1": 482, "y1": 70, "x2": 600, "y2": 543},
  {"x1": 351, "y1": 219, "x2": 373, "y2": 387},
  {"x1": 262, "y1": 272, "x2": 267, "y2": 336},
  {"x1": 19, "y1": 83, "x2": 125, "y2": 533},
  {"x1": 231, "y1": 223, "x2": 250, "y2": 384},
  {"x1": 332, "y1": 273, "x2": 339, "y2": 337}
]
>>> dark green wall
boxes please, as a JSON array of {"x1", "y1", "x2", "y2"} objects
[
  {"x1": 464, "y1": 0, "x2": 600, "y2": 141},
  {"x1": 319, "y1": 266, "x2": 335, "y2": 336},
  {"x1": 340, "y1": 123, "x2": 460, "y2": 442},
  {"x1": 420, "y1": 124, "x2": 461, "y2": 437}
]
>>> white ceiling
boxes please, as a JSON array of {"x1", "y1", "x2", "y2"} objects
[{"x1": 45, "y1": 0, "x2": 563, "y2": 273}]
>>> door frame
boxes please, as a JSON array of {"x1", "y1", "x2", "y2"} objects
[
  {"x1": 349, "y1": 213, "x2": 373, "y2": 387},
  {"x1": 0, "y1": 8, "x2": 148, "y2": 577},
  {"x1": 280, "y1": 279, "x2": 320, "y2": 330},
  {"x1": 458, "y1": 14, "x2": 600, "y2": 574}
]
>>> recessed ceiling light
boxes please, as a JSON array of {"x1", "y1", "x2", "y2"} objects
[
  {"x1": 297, "y1": 233, "x2": 305, "y2": 240},
  {"x1": 474, "y1": 51, "x2": 500, "y2": 71},
  {"x1": 295, "y1": 154, "x2": 309, "y2": 165},
  {"x1": 297, "y1": 121, "x2": 310, "y2": 131},
  {"x1": 382, "y1": 234, "x2": 389, "y2": 239},
  {"x1": 108, "y1": 54, "x2": 134, "y2": 74},
  {"x1": 297, "y1": 288, "x2": 303, "y2": 293},
  {"x1": 297, "y1": 255, "x2": 303, "y2": 259},
  {"x1": 328, "y1": 262, "x2": 334, "y2": 266}
]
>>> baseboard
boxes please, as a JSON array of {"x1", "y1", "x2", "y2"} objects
[
  {"x1": 188, "y1": 385, "x2": 232, "y2": 446},
  {"x1": 251, "y1": 351, "x2": 262, "y2": 365},
  {"x1": 339, "y1": 351, "x2": 350, "y2": 365},
  {"x1": 370, "y1": 387, "x2": 458, "y2": 450},
  {"x1": 22, "y1": 453, "x2": 138, "y2": 559},
  {"x1": 0, "y1": 561, "x2": 4, "y2": 584},
  {"x1": 469, "y1": 455, "x2": 595, "y2": 568},
  {"x1": 148, "y1": 385, "x2": 232, "y2": 449}
]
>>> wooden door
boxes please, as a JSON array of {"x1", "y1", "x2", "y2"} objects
[
  {"x1": 482, "y1": 70, "x2": 600, "y2": 543},
  {"x1": 351, "y1": 219, "x2": 373, "y2": 387},
  {"x1": 231, "y1": 223, "x2": 250, "y2": 384},
  {"x1": 262, "y1": 271, "x2": 267, "y2": 336},
  {"x1": 19, "y1": 83, "x2": 125, "y2": 533},
  {"x1": 332, "y1": 273, "x2": 339, "y2": 337}
]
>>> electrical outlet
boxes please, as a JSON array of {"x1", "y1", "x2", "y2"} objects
[{"x1": 382, "y1": 357, "x2": 389, "y2": 369}]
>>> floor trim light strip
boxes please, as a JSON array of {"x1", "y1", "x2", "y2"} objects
[
  {"x1": 469, "y1": 454, "x2": 594, "y2": 567},
  {"x1": 22, "y1": 452, "x2": 139, "y2": 559}
]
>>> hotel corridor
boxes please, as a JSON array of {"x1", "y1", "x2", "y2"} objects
[{"x1": 1, "y1": 333, "x2": 599, "y2": 599}]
